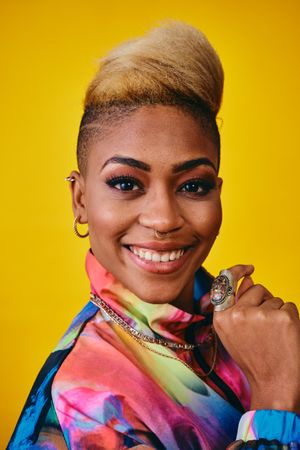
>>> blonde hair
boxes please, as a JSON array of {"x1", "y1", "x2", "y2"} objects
[{"x1": 77, "y1": 20, "x2": 224, "y2": 174}]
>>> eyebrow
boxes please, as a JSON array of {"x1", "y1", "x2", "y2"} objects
[
  {"x1": 101, "y1": 156, "x2": 151, "y2": 172},
  {"x1": 101, "y1": 155, "x2": 217, "y2": 173},
  {"x1": 172, "y1": 158, "x2": 217, "y2": 173}
]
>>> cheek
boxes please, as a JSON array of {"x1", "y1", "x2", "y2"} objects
[
  {"x1": 86, "y1": 198, "x2": 129, "y2": 268},
  {"x1": 89, "y1": 211, "x2": 125, "y2": 243},
  {"x1": 86, "y1": 192, "x2": 134, "y2": 241},
  {"x1": 190, "y1": 199, "x2": 222, "y2": 236}
]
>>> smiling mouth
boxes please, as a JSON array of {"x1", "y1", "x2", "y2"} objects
[{"x1": 127, "y1": 245, "x2": 189, "y2": 263}]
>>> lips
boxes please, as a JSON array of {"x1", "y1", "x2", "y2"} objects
[
  {"x1": 123, "y1": 242, "x2": 194, "y2": 274},
  {"x1": 129, "y1": 245, "x2": 185, "y2": 262}
]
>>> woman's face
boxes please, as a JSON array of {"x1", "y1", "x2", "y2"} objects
[{"x1": 71, "y1": 105, "x2": 222, "y2": 312}]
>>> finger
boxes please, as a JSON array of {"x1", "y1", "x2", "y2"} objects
[
  {"x1": 227, "y1": 264, "x2": 255, "y2": 285},
  {"x1": 236, "y1": 276, "x2": 254, "y2": 300},
  {"x1": 280, "y1": 302, "x2": 300, "y2": 318},
  {"x1": 212, "y1": 266, "x2": 254, "y2": 313},
  {"x1": 226, "y1": 441, "x2": 244, "y2": 450},
  {"x1": 237, "y1": 283, "x2": 273, "y2": 307},
  {"x1": 259, "y1": 297, "x2": 284, "y2": 310}
]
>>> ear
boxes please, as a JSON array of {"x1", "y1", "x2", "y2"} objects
[{"x1": 68, "y1": 170, "x2": 88, "y2": 223}]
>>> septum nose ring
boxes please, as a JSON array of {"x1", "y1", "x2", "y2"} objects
[{"x1": 154, "y1": 230, "x2": 170, "y2": 240}]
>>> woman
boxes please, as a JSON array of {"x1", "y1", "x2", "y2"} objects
[{"x1": 8, "y1": 20, "x2": 300, "y2": 449}]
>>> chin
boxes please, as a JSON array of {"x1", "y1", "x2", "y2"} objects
[{"x1": 128, "y1": 281, "x2": 187, "y2": 306}]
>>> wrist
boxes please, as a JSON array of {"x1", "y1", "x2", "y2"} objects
[
  {"x1": 250, "y1": 391, "x2": 300, "y2": 415},
  {"x1": 249, "y1": 377, "x2": 300, "y2": 414}
]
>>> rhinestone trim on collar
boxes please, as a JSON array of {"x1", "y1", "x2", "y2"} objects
[
  {"x1": 89, "y1": 292, "x2": 218, "y2": 378},
  {"x1": 90, "y1": 293, "x2": 207, "y2": 350}
]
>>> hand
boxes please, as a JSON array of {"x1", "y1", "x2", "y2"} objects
[{"x1": 213, "y1": 265, "x2": 300, "y2": 414}]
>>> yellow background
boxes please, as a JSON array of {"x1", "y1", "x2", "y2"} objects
[{"x1": 1, "y1": 0, "x2": 299, "y2": 445}]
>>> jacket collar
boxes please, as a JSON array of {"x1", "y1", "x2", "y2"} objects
[{"x1": 86, "y1": 248, "x2": 213, "y2": 343}]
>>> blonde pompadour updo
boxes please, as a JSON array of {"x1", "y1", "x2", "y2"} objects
[{"x1": 77, "y1": 20, "x2": 224, "y2": 174}]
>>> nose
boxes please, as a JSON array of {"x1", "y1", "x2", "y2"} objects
[{"x1": 138, "y1": 187, "x2": 185, "y2": 234}]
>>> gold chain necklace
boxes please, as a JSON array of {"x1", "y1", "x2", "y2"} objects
[{"x1": 90, "y1": 293, "x2": 217, "y2": 378}]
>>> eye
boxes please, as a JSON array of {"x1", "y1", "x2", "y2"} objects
[
  {"x1": 178, "y1": 179, "x2": 215, "y2": 196},
  {"x1": 105, "y1": 176, "x2": 143, "y2": 191}
]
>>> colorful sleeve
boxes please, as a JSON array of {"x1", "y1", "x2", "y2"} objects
[{"x1": 227, "y1": 410, "x2": 300, "y2": 449}]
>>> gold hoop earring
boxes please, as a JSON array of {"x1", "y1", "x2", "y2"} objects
[{"x1": 73, "y1": 216, "x2": 89, "y2": 238}]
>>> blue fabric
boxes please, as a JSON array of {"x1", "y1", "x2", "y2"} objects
[
  {"x1": 193, "y1": 266, "x2": 213, "y2": 303},
  {"x1": 252, "y1": 410, "x2": 300, "y2": 444},
  {"x1": 8, "y1": 302, "x2": 98, "y2": 449}
]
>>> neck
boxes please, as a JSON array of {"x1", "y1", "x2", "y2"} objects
[{"x1": 170, "y1": 280, "x2": 195, "y2": 314}]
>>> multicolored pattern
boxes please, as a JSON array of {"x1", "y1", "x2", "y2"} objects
[
  {"x1": 8, "y1": 249, "x2": 300, "y2": 449},
  {"x1": 236, "y1": 410, "x2": 300, "y2": 444}
]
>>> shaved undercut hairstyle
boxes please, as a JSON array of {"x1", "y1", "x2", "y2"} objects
[{"x1": 77, "y1": 20, "x2": 224, "y2": 175}]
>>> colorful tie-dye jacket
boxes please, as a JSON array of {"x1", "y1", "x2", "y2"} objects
[{"x1": 8, "y1": 250, "x2": 300, "y2": 449}]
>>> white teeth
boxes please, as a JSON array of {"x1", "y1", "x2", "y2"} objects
[
  {"x1": 170, "y1": 251, "x2": 176, "y2": 261},
  {"x1": 175, "y1": 250, "x2": 181, "y2": 260},
  {"x1": 145, "y1": 251, "x2": 152, "y2": 261},
  {"x1": 161, "y1": 253, "x2": 170, "y2": 262},
  {"x1": 152, "y1": 253, "x2": 161, "y2": 262},
  {"x1": 129, "y1": 246, "x2": 186, "y2": 262}
]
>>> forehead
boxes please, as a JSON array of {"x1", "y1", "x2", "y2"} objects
[{"x1": 86, "y1": 105, "x2": 219, "y2": 174}]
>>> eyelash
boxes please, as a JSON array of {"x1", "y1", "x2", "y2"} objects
[
  {"x1": 106, "y1": 176, "x2": 144, "y2": 192},
  {"x1": 105, "y1": 175, "x2": 216, "y2": 196},
  {"x1": 179, "y1": 178, "x2": 216, "y2": 196}
]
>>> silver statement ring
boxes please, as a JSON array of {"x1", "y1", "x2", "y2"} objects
[{"x1": 210, "y1": 269, "x2": 236, "y2": 312}]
